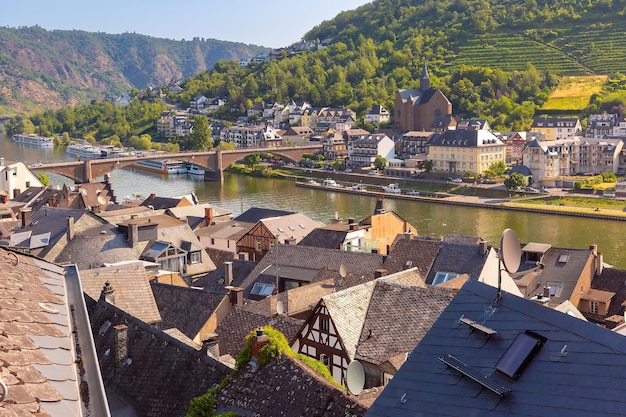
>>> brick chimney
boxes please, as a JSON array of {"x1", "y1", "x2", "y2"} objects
[
  {"x1": 20, "y1": 208, "x2": 32, "y2": 228},
  {"x1": 67, "y1": 216, "x2": 75, "y2": 241},
  {"x1": 479, "y1": 239, "x2": 488, "y2": 255},
  {"x1": 114, "y1": 324, "x2": 128, "y2": 367},
  {"x1": 201, "y1": 333, "x2": 220, "y2": 358},
  {"x1": 229, "y1": 287, "x2": 243, "y2": 306},
  {"x1": 128, "y1": 223, "x2": 139, "y2": 248},
  {"x1": 374, "y1": 269, "x2": 387, "y2": 278},
  {"x1": 100, "y1": 281, "x2": 116, "y2": 305},
  {"x1": 374, "y1": 196, "x2": 385, "y2": 214},
  {"x1": 205, "y1": 207, "x2": 214, "y2": 226},
  {"x1": 251, "y1": 328, "x2": 269, "y2": 363}
]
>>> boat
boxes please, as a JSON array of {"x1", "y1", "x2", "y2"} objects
[
  {"x1": 349, "y1": 184, "x2": 367, "y2": 191},
  {"x1": 66, "y1": 143, "x2": 103, "y2": 159},
  {"x1": 185, "y1": 163, "x2": 205, "y2": 176},
  {"x1": 306, "y1": 179, "x2": 321, "y2": 186},
  {"x1": 383, "y1": 183, "x2": 402, "y2": 194},
  {"x1": 322, "y1": 178, "x2": 341, "y2": 188},
  {"x1": 12, "y1": 133, "x2": 54, "y2": 147},
  {"x1": 100, "y1": 145, "x2": 131, "y2": 158},
  {"x1": 131, "y1": 159, "x2": 188, "y2": 174}
]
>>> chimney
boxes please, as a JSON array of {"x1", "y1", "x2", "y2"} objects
[
  {"x1": 20, "y1": 208, "x2": 32, "y2": 228},
  {"x1": 597, "y1": 252, "x2": 604, "y2": 275},
  {"x1": 149, "y1": 193, "x2": 156, "y2": 200},
  {"x1": 589, "y1": 243, "x2": 598, "y2": 256},
  {"x1": 67, "y1": 216, "x2": 75, "y2": 240},
  {"x1": 113, "y1": 324, "x2": 128, "y2": 366},
  {"x1": 201, "y1": 333, "x2": 220, "y2": 358},
  {"x1": 224, "y1": 261, "x2": 233, "y2": 286},
  {"x1": 479, "y1": 239, "x2": 488, "y2": 255},
  {"x1": 13, "y1": 188, "x2": 21, "y2": 199},
  {"x1": 251, "y1": 328, "x2": 270, "y2": 363},
  {"x1": 543, "y1": 284, "x2": 551, "y2": 299},
  {"x1": 348, "y1": 218, "x2": 356, "y2": 225},
  {"x1": 374, "y1": 196, "x2": 385, "y2": 214},
  {"x1": 349, "y1": 222, "x2": 359, "y2": 231},
  {"x1": 128, "y1": 223, "x2": 139, "y2": 248},
  {"x1": 374, "y1": 269, "x2": 387, "y2": 278},
  {"x1": 205, "y1": 207, "x2": 214, "y2": 226},
  {"x1": 100, "y1": 281, "x2": 116, "y2": 305},
  {"x1": 229, "y1": 287, "x2": 243, "y2": 306},
  {"x1": 331, "y1": 211, "x2": 341, "y2": 224},
  {"x1": 284, "y1": 237, "x2": 296, "y2": 245}
]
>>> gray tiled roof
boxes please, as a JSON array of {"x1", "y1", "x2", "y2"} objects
[
  {"x1": 89, "y1": 299, "x2": 231, "y2": 417},
  {"x1": 192, "y1": 258, "x2": 258, "y2": 293},
  {"x1": 425, "y1": 235, "x2": 488, "y2": 284},
  {"x1": 365, "y1": 279, "x2": 626, "y2": 417},
  {"x1": 215, "y1": 354, "x2": 368, "y2": 417},
  {"x1": 233, "y1": 207, "x2": 294, "y2": 223},
  {"x1": 298, "y1": 228, "x2": 349, "y2": 249},
  {"x1": 150, "y1": 282, "x2": 225, "y2": 340},
  {"x1": 384, "y1": 235, "x2": 442, "y2": 276},
  {"x1": 591, "y1": 267, "x2": 626, "y2": 316}
]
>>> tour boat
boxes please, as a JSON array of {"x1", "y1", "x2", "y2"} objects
[
  {"x1": 185, "y1": 163, "x2": 205, "y2": 176},
  {"x1": 383, "y1": 183, "x2": 402, "y2": 194},
  {"x1": 66, "y1": 143, "x2": 103, "y2": 159},
  {"x1": 12, "y1": 133, "x2": 54, "y2": 147},
  {"x1": 131, "y1": 159, "x2": 188, "y2": 174}
]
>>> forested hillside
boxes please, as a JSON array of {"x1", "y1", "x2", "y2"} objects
[{"x1": 0, "y1": 26, "x2": 266, "y2": 113}]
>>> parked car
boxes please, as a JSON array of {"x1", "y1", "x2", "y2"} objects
[
  {"x1": 405, "y1": 190, "x2": 420, "y2": 196},
  {"x1": 448, "y1": 177, "x2": 463, "y2": 183},
  {"x1": 523, "y1": 186, "x2": 539, "y2": 192},
  {"x1": 368, "y1": 170, "x2": 379, "y2": 175}
]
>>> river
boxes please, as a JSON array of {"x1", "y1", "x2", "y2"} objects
[{"x1": 1, "y1": 129, "x2": 625, "y2": 268}]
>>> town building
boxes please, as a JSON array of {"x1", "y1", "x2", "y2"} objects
[
  {"x1": 347, "y1": 133, "x2": 395, "y2": 168},
  {"x1": 530, "y1": 116, "x2": 582, "y2": 141},
  {"x1": 364, "y1": 104, "x2": 391, "y2": 124}
]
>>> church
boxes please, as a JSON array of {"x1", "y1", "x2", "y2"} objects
[{"x1": 393, "y1": 63, "x2": 452, "y2": 132}]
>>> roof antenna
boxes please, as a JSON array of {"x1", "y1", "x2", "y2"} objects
[{"x1": 495, "y1": 228, "x2": 521, "y2": 305}]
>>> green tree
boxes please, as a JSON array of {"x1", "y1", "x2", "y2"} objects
[
  {"x1": 243, "y1": 153, "x2": 261, "y2": 168},
  {"x1": 485, "y1": 160, "x2": 507, "y2": 178},
  {"x1": 191, "y1": 116, "x2": 213, "y2": 150},
  {"x1": 38, "y1": 173, "x2": 50, "y2": 186},
  {"x1": 504, "y1": 172, "x2": 525, "y2": 189},
  {"x1": 374, "y1": 155, "x2": 387, "y2": 170},
  {"x1": 418, "y1": 160, "x2": 434, "y2": 173}
]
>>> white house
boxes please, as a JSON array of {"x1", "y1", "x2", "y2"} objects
[
  {"x1": 0, "y1": 160, "x2": 44, "y2": 199},
  {"x1": 364, "y1": 104, "x2": 391, "y2": 124},
  {"x1": 348, "y1": 134, "x2": 396, "y2": 168}
]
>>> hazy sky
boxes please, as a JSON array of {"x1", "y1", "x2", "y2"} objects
[{"x1": 2, "y1": 0, "x2": 372, "y2": 48}]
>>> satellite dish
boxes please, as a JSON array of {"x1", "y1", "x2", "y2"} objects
[
  {"x1": 97, "y1": 195, "x2": 107, "y2": 205},
  {"x1": 346, "y1": 360, "x2": 365, "y2": 395},
  {"x1": 276, "y1": 300, "x2": 284, "y2": 315},
  {"x1": 339, "y1": 264, "x2": 347, "y2": 278},
  {"x1": 500, "y1": 228, "x2": 521, "y2": 273}
]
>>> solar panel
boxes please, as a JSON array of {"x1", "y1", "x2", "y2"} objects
[{"x1": 496, "y1": 330, "x2": 546, "y2": 379}]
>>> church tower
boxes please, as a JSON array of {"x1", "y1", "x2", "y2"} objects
[{"x1": 420, "y1": 62, "x2": 430, "y2": 90}]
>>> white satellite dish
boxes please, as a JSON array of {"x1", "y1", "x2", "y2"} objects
[
  {"x1": 346, "y1": 360, "x2": 365, "y2": 395},
  {"x1": 500, "y1": 228, "x2": 521, "y2": 273},
  {"x1": 339, "y1": 264, "x2": 347, "y2": 278},
  {"x1": 276, "y1": 300, "x2": 284, "y2": 315},
  {"x1": 97, "y1": 195, "x2": 107, "y2": 205}
]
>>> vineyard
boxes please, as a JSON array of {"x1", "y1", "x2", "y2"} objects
[{"x1": 450, "y1": 22, "x2": 626, "y2": 76}]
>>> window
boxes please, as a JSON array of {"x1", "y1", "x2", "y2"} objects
[
  {"x1": 256, "y1": 240, "x2": 261, "y2": 250},
  {"x1": 590, "y1": 300, "x2": 598, "y2": 314},
  {"x1": 496, "y1": 330, "x2": 546, "y2": 379},
  {"x1": 432, "y1": 271, "x2": 460, "y2": 285},
  {"x1": 250, "y1": 282, "x2": 275, "y2": 297},
  {"x1": 320, "y1": 317, "x2": 330, "y2": 332},
  {"x1": 320, "y1": 353, "x2": 331, "y2": 370},
  {"x1": 189, "y1": 251, "x2": 201, "y2": 264}
]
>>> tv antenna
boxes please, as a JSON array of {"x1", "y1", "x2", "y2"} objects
[{"x1": 496, "y1": 228, "x2": 521, "y2": 304}]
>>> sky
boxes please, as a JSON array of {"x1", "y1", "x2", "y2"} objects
[{"x1": 2, "y1": 0, "x2": 372, "y2": 48}]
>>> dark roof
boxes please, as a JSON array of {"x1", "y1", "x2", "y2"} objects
[
  {"x1": 215, "y1": 307, "x2": 302, "y2": 357},
  {"x1": 425, "y1": 235, "x2": 488, "y2": 284},
  {"x1": 11, "y1": 186, "x2": 45, "y2": 203},
  {"x1": 150, "y1": 282, "x2": 225, "y2": 340},
  {"x1": 140, "y1": 194, "x2": 183, "y2": 210},
  {"x1": 365, "y1": 279, "x2": 626, "y2": 417},
  {"x1": 383, "y1": 235, "x2": 442, "y2": 276},
  {"x1": 233, "y1": 207, "x2": 294, "y2": 223},
  {"x1": 356, "y1": 282, "x2": 453, "y2": 366},
  {"x1": 427, "y1": 128, "x2": 501, "y2": 147},
  {"x1": 509, "y1": 164, "x2": 533, "y2": 176},
  {"x1": 591, "y1": 267, "x2": 626, "y2": 316},
  {"x1": 239, "y1": 244, "x2": 384, "y2": 299},
  {"x1": 191, "y1": 258, "x2": 257, "y2": 292},
  {"x1": 88, "y1": 298, "x2": 231, "y2": 417},
  {"x1": 297, "y1": 227, "x2": 349, "y2": 249},
  {"x1": 216, "y1": 353, "x2": 368, "y2": 417}
]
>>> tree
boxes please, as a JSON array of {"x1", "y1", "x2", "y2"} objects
[
  {"x1": 485, "y1": 160, "x2": 507, "y2": 178},
  {"x1": 418, "y1": 160, "x2": 434, "y2": 173},
  {"x1": 191, "y1": 116, "x2": 213, "y2": 150},
  {"x1": 38, "y1": 173, "x2": 50, "y2": 186},
  {"x1": 374, "y1": 155, "x2": 387, "y2": 170},
  {"x1": 504, "y1": 172, "x2": 525, "y2": 190},
  {"x1": 243, "y1": 154, "x2": 261, "y2": 168}
]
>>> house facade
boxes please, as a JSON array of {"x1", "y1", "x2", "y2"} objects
[
  {"x1": 530, "y1": 116, "x2": 582, "y2": 141},
  {"x1": 348, "y1": 134, "x2": 395, "y2": 168},
  {"x1": 364, "y1": 104, "x2": 391, "y2": 124}
]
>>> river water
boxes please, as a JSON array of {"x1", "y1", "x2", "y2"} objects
[{"x1": 2, "y1": 129, "x2": 625, "y2": 268}]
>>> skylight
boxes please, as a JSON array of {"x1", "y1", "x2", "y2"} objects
[
  {"x1": 496, "y1": 330, "x2": 546, "y2": 379},
  {"x1": 432, "y1": 271, "x2": 460, "y2": 285},
  {"x1": 250, "y1": 282, "x2": 275, "y2": 297}
]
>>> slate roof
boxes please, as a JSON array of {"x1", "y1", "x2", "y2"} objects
[
  {"x1": 0, "y1": 249, "x2": 109, "y2": 416},
  {"x1": 233, "y1": 207, "x2": 294, "y2": 223},
  {"x1": 239, "y1": 244, "x2": 385, "y2": 299},
  {"x1": 427, "y1": 128, "x2": 503, "y2": 147},
  {"x1": 88, "y1": 299, "x2": 231, "y2": 417},
  {"x1": 425, "y1": 235, "x2": 489, "y2": 284},
  {"x1": 298, "y1": 226, "x2": 350, "y2": 249},
  {"x1": 216, "y1": 353, "x2": 368, "y2": 417},
  {"x1": 80, "y1": 263, "x2": 162, "y2": 325},
  {"x1": 11, "y1": 186, "x2": 45, "y2": 204},
  {"x1": 215, "y1": 307, "x2": 302, "y2": 358},
  {"x1": 365, "y1": 279, "x2": 626, "y2": 417},
  {"x1": 140, "y1": 194, "x2": 185, "y2": 210},
  {"x1": 590, "y1": 267, "x2": 626, "y2": 317},
  {"x1": 509, "y1": 165, "x2": 533, "y2": 176},
  {"x1": 150, "y1": 282, "x2": 225, "y2": 340},
  {"x1": 355, "y1": 282, "x2": 454, "y2": 366},
  {"x1": 192, "y1": 258, "x2": 258, "y2": 292},
  {"x1": 383, "y1": 235, "x2": 442, "y2": 276}
]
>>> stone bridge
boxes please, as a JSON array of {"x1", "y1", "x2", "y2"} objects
[{"x1": 30, "y1": 144, "x2": 322, "y2": 183}]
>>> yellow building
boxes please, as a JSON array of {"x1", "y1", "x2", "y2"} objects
[
  {"x1": 427, "y1": 124, "x2": 506, "y2": 176},
  {"x1": 530, "y1": 116, "x2": 582, "y2": 141}
]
